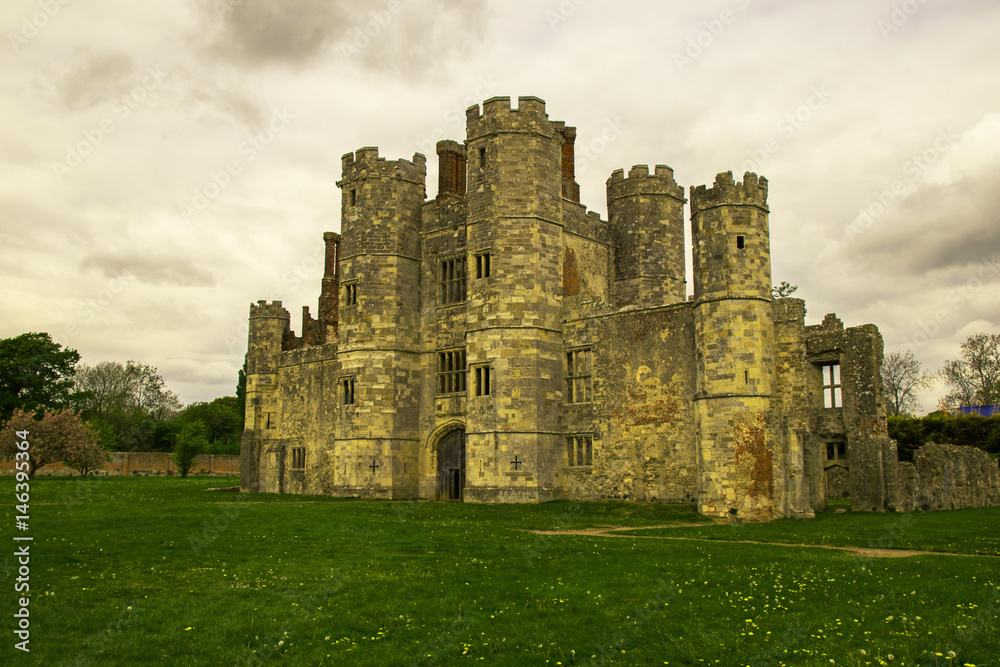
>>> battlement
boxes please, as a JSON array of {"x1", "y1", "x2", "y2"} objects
[
  {"x1": 690, "y1": 171, "x2": 769, "y2": 214},
  {"x1": 607, "y1": 164, "x2": 685, "y2": 201},
  {"x1": 250, "y1": 300, "x2": 290, "y2": 320},
  {"x1": 339, "y1": 147, "x2": 426, "y2": 186},
  {"x1": 466, "y1": 96, "x2": 552, "y2": 139}
]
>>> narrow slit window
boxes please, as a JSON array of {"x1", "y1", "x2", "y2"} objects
[
  {"x1": 341, "y1": 377, "x2": 355, "y2": 405},
  {"x1": 350, "y1": 189, "x2": 357, "y2": 206},
  {"x1": 479, "y1": 147, "x2": 486, "y2": 168},
  {"x1": 744, "y1": 370, "x2": 749, "y2": 384}
]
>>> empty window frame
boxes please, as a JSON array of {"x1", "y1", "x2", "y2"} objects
[
  {"x1": 343, "y1": 282, "x2": 358, "y2": 306},
  {"x1": 821, "y1": 363, "x2": 842, "y2": 408},
  {"x1": 565, "y1": 348, "x2": 593, "y2": 403},
  {"x1": 474, "y1": 251, "x2": 492, "y2": 279},
  {"x1": 341, "y1": 376, "x2": 355, "y2": 406},
  {"x1": 825, "y1": 441, "x2": 846, "y2": 461},
  {"x1": 567, "y1": 434, "x2": 593, "y2": 467},
  {"x1": 290, "y1": 447, "x2": 306, "y2": 469},
  {"x1": 440, "y1": 257, "x2": 467, "y2": 304},
  {"x1": 473, "y1": 365, "x2": 492, "y2": 397},
  {"x1": 437, "y1": 349, "x2": 467, "y2": 395}
]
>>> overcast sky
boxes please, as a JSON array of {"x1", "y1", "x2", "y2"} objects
[{"x1": 1, "y1": 0, "x2": 997, "y2": 413}]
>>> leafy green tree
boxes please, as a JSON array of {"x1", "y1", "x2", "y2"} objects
[
  {"x1": 176, "y1": 397, "x2": 242, "y2": 455},
  {"x1": 173, "y1": 421, "x2": 208, "y2": 477},
  {"x1": 0, "y1": 333, "x2": 80, "y2": 425},
  {"x1": 0, "y1": 409, "x2": 104, "y2": 479},
  {"x1": 882, "y1": 350, "x2": 935, "y2": 416},
  {"x1": 772, "y1": 282, "x2": 798, "y2": 298},
  {"x1": 941, "y1": 333, "x2": 1000, "y2": 407}
]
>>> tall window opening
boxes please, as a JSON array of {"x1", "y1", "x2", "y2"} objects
[
  {"x1": 565, "y1": 348, "x2": 593, "y2": 403},
  {"x1": 341, "y1": 377, "x2": 355, "y2": 405},
  {"x1": 567, "y1": 434, "x2": 593, "y2": 466},
  {"x1": 440, "y1": 257, "x2": 467, "y2": 304},
  {"x1": 474, "y1": 252, "x2": 491, "y2": 279},
  {"x1": 822, "y1": 363, "x2": 842, "y2": 408},
  {"x1": 473, "y1": 365, "x2": 491, "y2": 397}
]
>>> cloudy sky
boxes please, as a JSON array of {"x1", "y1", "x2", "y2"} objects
[{"x1": 1, "y1": 0, "x2": 997, "y2": 412}]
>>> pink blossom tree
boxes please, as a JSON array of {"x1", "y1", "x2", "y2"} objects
[{"x1": 0, "y1": 409, "x2": 108, "y2": 478}]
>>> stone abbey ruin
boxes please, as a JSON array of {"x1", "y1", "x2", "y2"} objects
[{"x1": 240, "y1": 96, "x2": 999, "y2": 520}]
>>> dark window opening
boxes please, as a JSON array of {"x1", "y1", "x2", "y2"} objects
[
  {"x1": 474, "y1": 365, "x2": 491, "y2": 397},
  {"x1": 350, "y1": 189, "x2": 356, "y2": 206},
  {"x1": 344, "y1": 283, "x2": 358, "y2": 306},
  {"x1": 567, "y1": 435, "x2": 593, "y2": 466},
  {"x1": 479, "y1": 147, "x2": 486, "y2": 168},
  {"x1": 440, "y1": 258, "x2": 467, "y2": 304},
  {"x1": 736, "y1": 235, "x2": 745, "y2": 249},
  {"x1": 744, "y1": 370, "x2": 749, "y2": 384},
  {"x1": 291, "y1": 447, "x2": 305, "y2": 469},
  {"x1": 826, "y1": 441, "x2": 846, "y2": 461},
  {"x1": 341, "y1": 377, "x2": 355, "y2": 405},
  {"x1": 437, "y1": 349, "x2": 467, "y2": 395},
  {"x1": 475, "y1": 252, "x2": 491, "y2": 279}
]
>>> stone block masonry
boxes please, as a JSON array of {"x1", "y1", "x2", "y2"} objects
[{"x1": 239, "y1": 96, "x2": 997, "y2": 520}]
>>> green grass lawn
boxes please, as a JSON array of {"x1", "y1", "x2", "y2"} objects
[{"x1": 1, "y1": 476, "x2": 998, "y2": 666}]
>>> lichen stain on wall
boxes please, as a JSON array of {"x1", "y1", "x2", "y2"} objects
[{"x1": 734, "y1": 412, "x2": 773, "y2": 500}]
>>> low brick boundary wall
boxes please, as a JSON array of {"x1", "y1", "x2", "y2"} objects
[{"x1": 0, "y1": 452, "x2": 240, "y2": 477}]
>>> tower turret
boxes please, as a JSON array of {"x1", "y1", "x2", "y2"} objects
[
  {"x1": 607, "y1": 164, "x2": 687, "y2": 306},
  {"x1": 690, "y1": 171, "x2": 777, "y2": 521},
  {"x1": 241, "y1": 300, "x2": 291, "y2": 493},
  {"x1": 462, "y1": 96, "x2": 566, "y2": 502},
  {"x1": 333, "y1": 147, "x2": 426, "y2": 498}
]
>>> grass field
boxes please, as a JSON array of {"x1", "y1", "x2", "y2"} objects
[{"x1": 1, "y1": 476, "x2": 998, "y2": 666}]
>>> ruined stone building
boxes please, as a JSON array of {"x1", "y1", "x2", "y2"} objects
[{"x1": 240, "y1": 96, "x2": 997, "y2": 520}]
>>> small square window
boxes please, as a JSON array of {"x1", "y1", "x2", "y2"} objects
[{"x1": 344, "y1": 282, "x2": 358, "y2": 306}]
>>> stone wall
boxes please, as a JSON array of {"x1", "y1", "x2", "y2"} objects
[
  {"x1": 898, "y1": 443, "x2": 1000, "y2": 511},
  {"x1": 0, "y1": 452, "x2": 240, "y2": 477}
]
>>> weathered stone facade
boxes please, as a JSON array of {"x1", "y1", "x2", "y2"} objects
[{"x1": 240, "y1": 96, "x2": 970, "y2": 520}]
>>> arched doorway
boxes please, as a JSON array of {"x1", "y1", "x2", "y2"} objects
[{"x1": 436, "y1": 429, "x2": 465, "y2": 501}]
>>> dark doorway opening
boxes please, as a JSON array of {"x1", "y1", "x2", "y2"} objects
[{"x1": 437, "y1": 429, "x2": 465, "y2": 501}]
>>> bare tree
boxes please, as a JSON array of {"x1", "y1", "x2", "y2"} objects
[
  {"x1": 882, "y1": 350, "x2": 934, "y2": 416},
  {"x1": 941, "y1": 333, "x2": 1000, "y2": 407}
]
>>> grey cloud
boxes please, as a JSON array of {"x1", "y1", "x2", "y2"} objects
[
  {"x1": 847, "y1": 171, "x2": 1000, "y2": 276},
  {"x1": 80, "y1": 252, "x2": 216, "y2": 287},
  {"x1": 193, "y1": 0, "x2": 491, "y2": 73},
  {"x1": 56, "y1": 47, "x2": 137, "y2": 110}
]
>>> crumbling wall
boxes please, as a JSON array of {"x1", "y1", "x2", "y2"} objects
[{"x1": 911, "y1": 443, "x2": 1000, "y2": 510}]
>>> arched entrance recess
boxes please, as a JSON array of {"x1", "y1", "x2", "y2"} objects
[{"x1": 436, "y1": 428, "x2": 465, "y2": 501}]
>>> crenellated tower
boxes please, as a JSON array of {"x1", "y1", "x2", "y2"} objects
[
  {"x1": 240, "y1": 300, "x2": 291, "y2": 493},
  {"x1": 462, "y1": 96, "x2": 566, "y2": 502},
  {"x1": 607, "y1": 164, "x2": 687, "y2": 306},
  {"x1": 333, "y1": 147, "x2": 426, "y2": 498},
  {"x1": 690, "y1": 171, "x2": 776, "y2": 520}
]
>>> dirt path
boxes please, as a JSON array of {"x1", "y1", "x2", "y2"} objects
[{"x1": 524, "y1": 524, "x2": 976, "y2": 559}]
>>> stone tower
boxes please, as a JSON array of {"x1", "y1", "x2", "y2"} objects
[
  {"x1": 606, "y1": 164, "x2": 687, "y2": 306},
  {"x1": 241, "y1": 300, "x2": 290, "y2": 493},
  {"x1": 333, "y1": 147, "x2": 426, "y2": 498},
  {"x1": 690, "y1": 171, "x2": 776, "y2": 520},
  {"x1": 462, "y1": 96, "x2": 565, "y2": 502}
]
